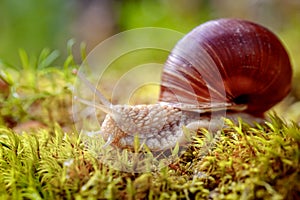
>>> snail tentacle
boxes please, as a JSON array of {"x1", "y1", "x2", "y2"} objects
[
  {"x1": 102, "y1": 134, "x2": 114, "y2": 148},
  {"x1": 74, "y1": 96, "x2": 115, "y2": 116},
  {"x1": 76, "y1": 70, "x2": 112, "y2": 107}
]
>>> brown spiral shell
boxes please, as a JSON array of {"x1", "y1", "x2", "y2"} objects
[{"x1": 159, "y1": 18, "x2": 292, "y2": 117}]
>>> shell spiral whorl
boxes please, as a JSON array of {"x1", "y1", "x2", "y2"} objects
[{"x1": 159, "y1": 18, "x2": 292, "y2": 117}]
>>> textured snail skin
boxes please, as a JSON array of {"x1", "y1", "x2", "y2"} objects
[
  {"x1": 100, "y1": 103, "x2": 263, "y2": 151},
  {"x1": 78, "y1": 18, "x2": 292, "y2": 151},
  {"x1": 100, "y1": 104, "x2": 188, "y2": 150},
  {"x1": 160, "y1": 18, "x2": 292, "y2": 117}
]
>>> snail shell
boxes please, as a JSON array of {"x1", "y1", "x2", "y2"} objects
[{"x1": 159, "y1": 18, "x2": 292, "y2": 117}]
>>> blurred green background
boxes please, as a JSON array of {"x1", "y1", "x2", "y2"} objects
[
  {"x1": 0, "y1": 0, "x2": 300, "y2": 120},
  {"x1": 1, "y1": 0, "x2": 299, "y2": 67}
]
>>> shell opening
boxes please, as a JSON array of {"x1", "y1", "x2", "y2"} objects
[{"x1": 232, "y1": 94, "x2": 250, "y2": 105}]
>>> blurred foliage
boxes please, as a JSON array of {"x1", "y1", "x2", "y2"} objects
[
  {"x1": 0, "y1": 0, "x2": 299, "y2": 74},
  {"x1": 0, "y1": 42, "x2": 79, "y2": 131},
  {"x1": 0, "y1": 0, "x2": 75, "y2": 65},
  {"x1": 117, "y1": 0, "x2": 211, "y2": 31}
]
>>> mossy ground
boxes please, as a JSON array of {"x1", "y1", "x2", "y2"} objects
[
  {"x1": 0, "y1": 49, "x2": 299, "y2": 199},
  {"x1": 0, "y1": 116, "x2": 299, "y2": 199}
]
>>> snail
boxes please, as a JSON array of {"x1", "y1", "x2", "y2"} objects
[{"x1": 75, "y1": 18, "x2": 292, "y2": 151}]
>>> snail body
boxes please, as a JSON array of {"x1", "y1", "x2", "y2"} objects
[{"x1": 76, "y1": 18, "x2": 292, "y2": 151}]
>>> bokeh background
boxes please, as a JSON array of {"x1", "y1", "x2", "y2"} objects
[{"x1": 1, "y1": 0, "x2": 300, "y2": 121}]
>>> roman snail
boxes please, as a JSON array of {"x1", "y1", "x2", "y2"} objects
[{"x1": 75, "y1": 18, "x2": 292, "y2": 151}]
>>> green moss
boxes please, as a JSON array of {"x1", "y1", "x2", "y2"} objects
[{"x1": 0, "y1": 115, "x2": 299, "y2": 199}]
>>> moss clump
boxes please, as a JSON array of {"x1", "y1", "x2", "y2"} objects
[{"x1": 0, "y1": 116, "x2": 299, "y2": 200}]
